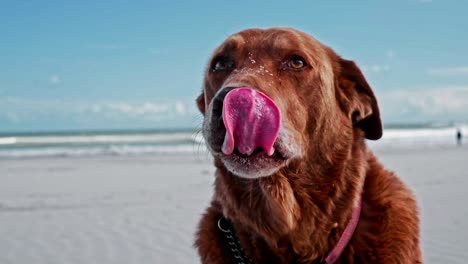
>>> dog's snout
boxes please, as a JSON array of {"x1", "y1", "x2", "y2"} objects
[{"x1": 204, "y1": 87, "x2": 238, "y2": 152}]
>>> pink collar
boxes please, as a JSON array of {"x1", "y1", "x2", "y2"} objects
[
  {"x1": 322, "y1": 195, "x2": 362, "y2": 264},
  {"x1": 218, "y1": 196, "x2": 363, "y2": 264}
]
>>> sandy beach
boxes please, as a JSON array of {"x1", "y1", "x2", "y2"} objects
[{"x1": 0, "y1": 145, "x2": 467, "y2": 263}]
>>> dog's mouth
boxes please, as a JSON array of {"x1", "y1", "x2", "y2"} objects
[
  {"x1": 216, "y1": 140, "x2": 291, "y2": 179},
  {"x1": 207, "y1": 87, "x2": 292, "y2": 178},
  {"x1": 225, "y1": 137, "x2": 290, "y2": 160}
]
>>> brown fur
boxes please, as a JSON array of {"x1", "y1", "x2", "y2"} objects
[{"x1": 195, "y1": 28, "x2": 422, "y2": 263}]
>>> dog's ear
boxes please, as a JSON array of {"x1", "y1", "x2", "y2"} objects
[
  {"x1": 337, "y1": 58, "x2": 382, "y2": 140},
  {"x1": 196, "y1": 92, "x2": 206, "y2": 114}
]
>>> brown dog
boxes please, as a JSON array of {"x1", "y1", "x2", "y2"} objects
[{"x1": 195, "y1": 28, "x2": 421, "y2": 264}]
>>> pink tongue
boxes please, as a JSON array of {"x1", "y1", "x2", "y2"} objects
[{"x1": 222, "y1": 87, "x2": 281, "y2": 156}]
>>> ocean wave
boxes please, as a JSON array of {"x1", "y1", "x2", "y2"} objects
[
  {"x1": 0, "y1": 132, "x2": 199, "y2": 146},
  {"x1": 368, "y1": 125, "x2": 468, "y2": 150},
  {"x1": 0, "y1": 144, "x2": 208, "y2": 159},
  {"x1": 0, "y1": 125, "x2": 466, "y2": 158}
]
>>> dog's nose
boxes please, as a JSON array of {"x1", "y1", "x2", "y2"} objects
[{"x1": 210, "y1": 87, "x2": 237, "y2": 120}]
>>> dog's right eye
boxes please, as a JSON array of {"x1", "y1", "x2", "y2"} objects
[
  {"x1": 211, "y1": 57, "x2": 234, "y2": 72},
  {"x1": 284, "y1": 55, "x2": 308, "y2": 71}
]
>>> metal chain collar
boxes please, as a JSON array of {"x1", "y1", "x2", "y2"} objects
[{"x1": 217, "y1": 217, "x2": 253, "y2": 264}]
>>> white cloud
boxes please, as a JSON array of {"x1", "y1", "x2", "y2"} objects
[
  {"x1": 371, "y1": 65, "x2": 382, "y2": 73},
  {"x1": 49, "y1": 75, "x2": 61, "y2": 84},
  {"x1": 378, "y1": 86, "x2": 468, "y2": 121},
  {"x1": 175, "y1": 101, "x2": 186, "y2": 114},
  {"x1": 428, "y1": 67, "x2": 468, "y2": 76},
  {"x1": 386, "y1": 50, "x2": 396, "y2": 59},
  {"x1": 362, "y1": 64, "x2": 390, "y2": 74},
  {"x1": 5, "y1": 112, "x2": 19, "y2": 123},
  {"x1": 0, "y1": 97, "x2": 201, "y2": 130},
  {"x1": 106, "y1": 102, "x2": 170, "y2": 115},
  {"x1": 0, "y1": 98, "x2": 196, "y2": 118},
  {"x1": 90, "y1": 104, "x2": 102, "y2": 113}
]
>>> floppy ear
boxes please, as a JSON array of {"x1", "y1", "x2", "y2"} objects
[
  {"x1": 337, "y1": 58, "x2": 382, "y2": 140},
  {"x1": 196, "y1": 92, "x2": 206, "y2": 114}
]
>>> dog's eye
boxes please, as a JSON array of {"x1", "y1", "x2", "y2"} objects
[
  {"x1": 212, "y1": 57, "x2": 234, "y2": 72},
  {"x1": 286, "y1": 56, "x2": 307, "y2": 70}
]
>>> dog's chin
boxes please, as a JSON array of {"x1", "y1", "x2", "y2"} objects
[{"x1": 214, "y1": 146, "x2": 290, "y2": 179}]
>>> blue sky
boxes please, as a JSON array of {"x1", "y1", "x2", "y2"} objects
[{"x1": 1, "y1": 0, "x2": 467, "y2": 132}]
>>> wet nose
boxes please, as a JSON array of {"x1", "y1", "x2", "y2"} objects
[{"x1": 210, "y1": 87, "x2": 237, "y2": 120}]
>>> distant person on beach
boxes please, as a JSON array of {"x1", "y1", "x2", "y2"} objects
[{"x1": 457, "y1": 129, "x2": 462, "y2": 145}]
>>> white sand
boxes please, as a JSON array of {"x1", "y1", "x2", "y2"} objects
[
  {"x1": 0, "y1": 146, "x2": 467, "y2": 263},
  {"x1": 373, "y1": 146, "x2": 468, "y2": 263}
]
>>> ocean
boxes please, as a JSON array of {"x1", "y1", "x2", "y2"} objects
[{"x1": 0, "y1": 124, "x2": 466, "y2": 159}]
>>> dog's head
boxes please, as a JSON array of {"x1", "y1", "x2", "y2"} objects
[{"x1": 197, "y1": 28, "x2": 382, "y2": 179}]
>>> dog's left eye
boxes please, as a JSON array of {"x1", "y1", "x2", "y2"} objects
[
  {"x1": 285, "y1": 56, "x2": 307, "y2": 70},
  {"x1": 211, "y1": 57, "x2": 235, "y2": 72}
]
